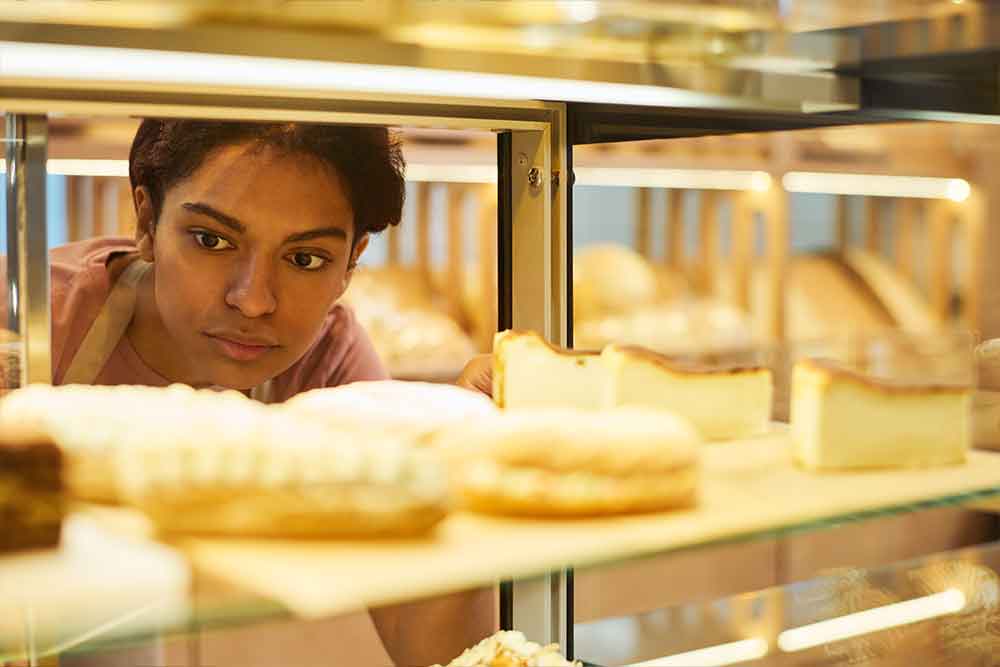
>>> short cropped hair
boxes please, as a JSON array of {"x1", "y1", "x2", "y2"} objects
[{"x1": 129, "y1": 119, "x2": 405, "y2": 238}]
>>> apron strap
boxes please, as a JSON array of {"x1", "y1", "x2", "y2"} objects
[
  {"x1": 249, "y1": 379, "x2": 275, "y2": 404},
  {"x1": 63, "y1": 260, "x2": 152, "y2": 385}
]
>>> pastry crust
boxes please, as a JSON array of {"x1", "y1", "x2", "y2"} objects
[
  {"x1": 431, "y1": 630, "x2": 579, "y2": 667},
  {"x1": 797, "y1": 357, "x2": 971, "y2": 395},
  {"x1": 605, "y1": 343, "x2": 768, "y2": 378},
  {"x1": 433, "y1": 408, "x2": 700, "y2": 517},
  {"x1": 457, "y1": 462, "x2": 698, "y2": 517},
  {"x1": 133, "y1": 486, "x2": 447, "y2": 538}
]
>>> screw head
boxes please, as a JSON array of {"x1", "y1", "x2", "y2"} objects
[{"x1": 528, "y1": 167, "x2": 541, "y2": 188}]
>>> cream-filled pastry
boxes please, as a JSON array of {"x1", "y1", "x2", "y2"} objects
[{"x1": 433, "y1": 408, "x2": 699, "y2": 517}]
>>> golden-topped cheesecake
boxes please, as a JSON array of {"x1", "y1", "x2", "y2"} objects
[
  {"x1": 602, "y1": 344, "x2": 773, "y2": 440},
  {"x1": 791, "y1": 358, "x2": 970, "y2": 470},
  {"x1": 493, "y1": 330, "x2": 605, "y2": 410}
]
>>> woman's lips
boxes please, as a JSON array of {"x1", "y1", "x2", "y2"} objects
[{"x1": 205, "y1": 333, "x2": 276, "y2": 362}]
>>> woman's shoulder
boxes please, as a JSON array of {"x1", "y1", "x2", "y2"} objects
[{"x1": 51, "y1": 237, "x2": 138, "y2": 283}]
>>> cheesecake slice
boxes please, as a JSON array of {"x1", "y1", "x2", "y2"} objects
[
  {"x1": 493, "y1": 330, "x2": 606, "y2": 410},
  {"x1": 791, "y1": 358, "x2": 970, "y2": 470},
  {"x1": 602, "y1": 344, "x2": 773, "y2": 440}
]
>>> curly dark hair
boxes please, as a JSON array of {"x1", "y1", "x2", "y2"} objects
[{"x1": 128, "y1": 119, "x2": 406, "y2": 240}]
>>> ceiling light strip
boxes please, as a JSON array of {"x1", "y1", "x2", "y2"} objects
[
  {"x1": 783, "y1": 171, "x2": 971, "y2": 201},
  {"x1": 576, "y1": 167, "x2": 771, "y2": 191},
  {"x1": 0, "y1": 40, "x2": 731, "y2": 108},
  {"x1": 1, "y1": 160, "x2": 971, "y2": 203}
]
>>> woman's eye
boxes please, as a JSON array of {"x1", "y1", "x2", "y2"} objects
[
  {"x1": 193, "y1": 232, "x2": 233, "y2": 251},
  {"x1": 288, "y1": 252, "x2": 328, "y2": 271}
]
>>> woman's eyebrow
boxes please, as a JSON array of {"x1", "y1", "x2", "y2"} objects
[
  {"x1": 284, "y1": 227, "x2": 348, "y2": 244},
  {"x1": 182, "y1": 202, "x2": 245, "y2": 234}
]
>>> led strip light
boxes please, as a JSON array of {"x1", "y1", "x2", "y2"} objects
[
  {"x1": 626, "y1": 637, "x2": 769, "y2": 667},
  {"x1": 0, "y1": 161, "x2": 973, "y2": 203},
  {"x1": 0, "y1": 40, "x2": 731, "y2": 108},
  {"x1": 783, "y1": 171, "x2": 971, "y2": 202}
]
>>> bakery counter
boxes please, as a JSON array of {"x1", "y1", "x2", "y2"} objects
[{"x1": 7, "y1": 431, "x2": 1000, "y2": 663}]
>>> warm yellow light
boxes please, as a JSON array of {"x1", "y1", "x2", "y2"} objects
[
  {"x1": 777, "y1": 589, "x2": 966, "y2": 652},
  {"x1": 575, "y1": 167, "x2": 771, "y2": 191},
  {"x1": 946, "y1": 179, "x2": 971, "y2": 202},
  {"x1": 782, "y1": 171, "x2": 971, "y2": 202},
  {"x1": 0, "y1": 159, "x2": 130, "y2": 177},
  {"x1": 402, "y1": 165, "x2": 771, "y2": 190},
  {"x1": 0, "y1": 40, "x2": 726, "y2": 108},
  {"x1": 405, "y1": 163, "x2": 496, "y2": 184},
  {"x1": 626, "y1": 638, "x2": 769, "y2": 667},
  {"x1": 46, "y1": 159, "x2": 130, "y2": 177}
]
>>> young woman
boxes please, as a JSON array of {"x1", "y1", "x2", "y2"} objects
[{"x1": 23, "y1": 119, "x2": 494, "y2": 665}]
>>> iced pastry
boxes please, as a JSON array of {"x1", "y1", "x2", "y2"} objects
[{"x1": 285, "y1": 380, "x2": 498, "y2": 441}]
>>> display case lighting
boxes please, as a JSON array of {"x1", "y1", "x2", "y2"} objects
[
  {"x1": 783, "y1": 171, "x2": 971, "y2": 202},
  {"x1": 0, "y1": 40, "x2": 730, "y2": 108},
  {"x1": 396, "y1": 164, "x2": 773, "y2": 190},
  {"x1": 625, "y1": 637, "x2": 769, "y2": 667},
  {"x1": 2, "y1": 160, "x2": 770, "y2": 193},
  {"x1": 0, "y1": 159, "x2": 130, "y2": 177},
  {"x1": 46, "y1": 159, "x2": 130, "y2": 177},
  {"x1": 576, "y1": 167, "x2": 771, "y2": 191},
  {"x1": 777, "y1": 588, "x2": 966, "y2": 652}
]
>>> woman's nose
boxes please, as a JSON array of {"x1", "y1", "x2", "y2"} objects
[{"x1": 225, "y1": 254, "x2": 277, "y2": 318}]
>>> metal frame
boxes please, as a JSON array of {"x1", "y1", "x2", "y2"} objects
[
  {"x1": 7, "y1": 6, "x2": 1000, "y2": 659},
  {"x1": 5, "y1": 113, "x2": 50, "y2": 385},
  {"x1": 2, "y1": 83, "x2": 572, "y2": 655}
]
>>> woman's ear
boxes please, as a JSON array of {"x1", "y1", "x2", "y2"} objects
[{"x1": 134, "y1": 186, "x2": 156, "y2": 262}]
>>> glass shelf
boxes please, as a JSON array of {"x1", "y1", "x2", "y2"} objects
[{"x1": 3, "y1": 436, "x2": 1000, "y2": 662}]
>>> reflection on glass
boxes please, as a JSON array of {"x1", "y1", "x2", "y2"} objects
[{"x1": 578, "y1": 543, "x2": 1000, "y2": 666}]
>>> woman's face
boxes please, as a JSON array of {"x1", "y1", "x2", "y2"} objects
[{"x1": 134, "y1": 142, "x2": 366, "y2": 390}]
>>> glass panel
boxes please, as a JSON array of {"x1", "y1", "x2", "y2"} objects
[
  {"x1": 1, "y1": 115, "x2": 18, "y2": 396},
  {"x1": 577, "y1": 539, "x2": 1000, "y2": 666}
]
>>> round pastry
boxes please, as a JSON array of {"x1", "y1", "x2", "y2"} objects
[
  {"x1": 432, "y1": 408, "x2": 700, "y2": 517},
  {"x1": 285, "y1": 380, "x2": 498, "y2": 442},
  {"x1": 432, "y1": 630, "x2": 579, "y2": 667},
  {"x1": 573, "y1": 244, "x2": 658, "y2": 323},
  {"x1": 114, "y1": 410, "x2": 450, "y2": 538}
]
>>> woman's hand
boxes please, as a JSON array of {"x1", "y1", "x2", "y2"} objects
[{"x1": 456, "y1": 354, "x2": 493, "y2": 397}]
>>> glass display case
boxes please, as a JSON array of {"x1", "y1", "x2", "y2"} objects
[{"x1": 3, "y1": 2, "x2": 1000, "y2": 665}]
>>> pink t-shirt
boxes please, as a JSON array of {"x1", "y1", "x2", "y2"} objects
[{"x1": 4, "y1": 237, "x2": 388, "y2": 400}]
